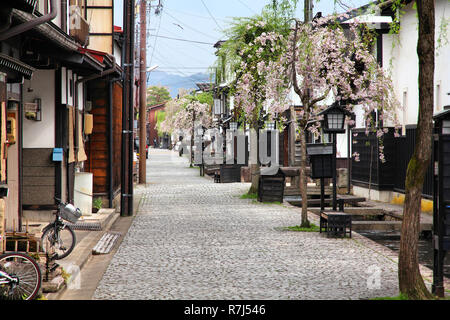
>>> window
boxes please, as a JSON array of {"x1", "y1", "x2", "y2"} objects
[{"x1": 443, "y1": 120, "x2": 450, "y2": 135}]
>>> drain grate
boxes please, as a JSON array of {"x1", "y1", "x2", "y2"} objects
[
  {"x1": 66, "y1": 221, "x2": 103, "y2": 231},
  {"x1": 92, "y1": 232, "x2": 122, "y2": 255}
]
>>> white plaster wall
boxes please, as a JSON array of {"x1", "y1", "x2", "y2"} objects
[
  {"x1": 382, "y1": 0, "x2": 450, "y2": 127},
  {"x1": 288, "y1": 86, "x2": 301, "y2": 106},
  {"x1": 22, "y1": 69, "x2": 55, "y2": 148},
  {"x1": 61, "y1": 67, "x2": 67, "y2": 104},
  {"x1": 336, "y1": 131, "x2": 349, "y2": 158},
  {"x1": 113, "y1": 42, "x2": 122, "y2": 66},
  {"x1": 67, "y1": 69, "x2": 74, "y2": 106},
  {"x1": 53, "y1": 0, "x2": 62, "y2": 30},
  {"x1": 435, "y1": 0, "x2": 450, "y2": 110},
  {"x1": 76, "y1": 74, "x2": 84, "y2": 111},
  {"x1": 353, "y1": 185, "x2": 393, "y2": 203}
]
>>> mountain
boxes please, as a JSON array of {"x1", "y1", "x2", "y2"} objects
[{"x1": 147, "y1": 71, "x2": 212, "y2": 98}]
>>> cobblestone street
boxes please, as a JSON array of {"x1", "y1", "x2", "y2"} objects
[{"x1": 93, "y1": 149, "x2": 400, "y2": 300}]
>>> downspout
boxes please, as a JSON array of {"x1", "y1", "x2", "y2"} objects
[
  {"x1": 120, "y1": 26, "x2": 127, "y2": 216},
  {"x1": 76, "y1": 66, "x2": 118, "y2": 85},
  {"x1": 0, "y1": 0, "x2": 57, "y2": 41},
  {"x1": 61, "y1": 0, "x2": 67, "y2": 33}
]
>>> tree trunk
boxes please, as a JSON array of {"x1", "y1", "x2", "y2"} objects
[
  {"x1": 299, "y1": 120, "x2": 310, "y2": 228},
  {"x1": 289, "y1": 106, "x2": 297, "y2": 167},
  {"x1": 248, "y1": 128, "x2": 260, "y2": 194},
  {"x1": 398, "y1": 0, "x2": 435, "y2": 300}
]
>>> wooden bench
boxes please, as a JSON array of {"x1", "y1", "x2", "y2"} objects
[
  {"x1": 336, "y1": 195, "x2": 366, "y2": 209},
  {"x1": 319, "y1": 211, "x2": 352, "y2": 238}
]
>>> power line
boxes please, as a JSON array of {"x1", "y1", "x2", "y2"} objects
[
  {"x1": 157, "y1": 25, "x2": 215, "y2": 54},
  {"x1": 161, "y1": 7, "x2": 230, "y2": 22},
  {"x1": 163, "y1": 10, "x2": 218, "y2": 41},
  {"x1": 148, "y1": 34, "x2": 215, "y2": 45},
  {"x1": 236, "y1": 0, "x2": 257, "y2": 14},
  {"x1": 150, "y1": 37, "x2": 212, "y2": 66},
  {"x1": 200, "y1": 0, "x2": 223, "y2": 32},
  {"x1": 151, "y1": 41, "x2": 213, "y2": 72},
  {"x1": 148, "y1": 9, "x2": 163, "y2": 81}
]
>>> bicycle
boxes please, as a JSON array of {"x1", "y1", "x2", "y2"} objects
[
  {"x1": 0, "y1": 252, "x2": 42, "y2": 300},
  {"x1": 40, "y1": 198, "x2": 82, "y2": 260}
]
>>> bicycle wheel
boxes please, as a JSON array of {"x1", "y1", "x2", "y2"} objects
[
  {"x1": 41, "y1": 224, "x2": 76, "y2": 260},
  {"x1": 0, "y1": 252, "x2": 42, "y2": 300}
]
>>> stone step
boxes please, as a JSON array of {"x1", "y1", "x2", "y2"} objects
[
  {"x1": 42, "y1": 275, "x2": 66, "y2": 293},
  {"x1": 352, "y1": 221, "x2": 432, "y2": 232},
  {"x1": 92, "y1": 231, "x2": 122, "y2": 255}
]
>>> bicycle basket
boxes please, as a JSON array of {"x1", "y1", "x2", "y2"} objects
[{"x1": 59, "y1": 203, "x2": 82, "y2": 224}]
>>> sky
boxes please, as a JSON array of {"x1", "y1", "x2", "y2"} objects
[{"x1": 113, "y1": 0, "x2": 373, "y2": 80}]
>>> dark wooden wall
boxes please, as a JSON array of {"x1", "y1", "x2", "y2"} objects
[
  {"x1": 85, "y1": 80, "x2": 122, "y2": 198},
  {"x1": 86, "y1": 80, "x2": 108, "y2": 194},
  {"x1": 22, "y1": 148, "x2": 56, "y2": 207},
  {"x1": 112, "y1": 82, "x2": 122, "y2": 195}
]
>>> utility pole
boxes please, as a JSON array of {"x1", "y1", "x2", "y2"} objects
[
  {"x1": 121, "y1": 0, "x2": 135, "y2": 216},
  {"x1": 304, "y1": 0, "x2": 313, "y2": 23},
  {"x1": 139, "y1": 0, "x2": 147, "y2": 184}
]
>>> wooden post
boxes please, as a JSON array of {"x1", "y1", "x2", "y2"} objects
[
  {"x1": 139, "y1": 0, "x2": 147, "y2": 184},
  {"x1": 0, "y1": 199, "x2": 4, "y2": 253}
]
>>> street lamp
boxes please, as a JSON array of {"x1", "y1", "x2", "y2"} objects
[
  {"x1": 317, "y1": 101, "x2": 352, "y2": 210},
  {"x1": 230, "y1": 122, "x2": 238, "y2": 131},
  {"x1": 319, "y1": 101, "x2": 349, "y2": 134},
  {"x1": 213, "y1": 98, "x2": 222, "y2": 117},
  {"x1": 265, "y1": 121, "x2": 275, "y2": 131}
]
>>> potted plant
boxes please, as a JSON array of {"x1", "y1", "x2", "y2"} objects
[{"x1": 92, "y1": 197, "x2": 102, "y2": 213}]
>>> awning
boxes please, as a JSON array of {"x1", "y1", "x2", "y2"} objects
[
  {"x1": 12, "y1": 9, "x2": 79, "y2": 52},
  {"x1": 77, "y1": 48, "x2": 122, "y2": 77},
  {"x1": 78, "y1": 48, "x2": 116, "y2": 68},
  {"x1": 0, "y1": 53, "x2": 35, "y2": 80}
]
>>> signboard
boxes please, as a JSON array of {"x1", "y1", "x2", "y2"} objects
[{"x1": 307, "y1": 143, "x2": 334, "y2": 179}]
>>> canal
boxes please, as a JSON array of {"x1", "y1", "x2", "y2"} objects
[{"x1": 358, "y1": 230, "x2": 450, "y2": 279}]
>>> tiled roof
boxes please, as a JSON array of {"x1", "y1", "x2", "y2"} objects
[{"x1": 0, "y1": 53, "x2": 35, "y2": 79}]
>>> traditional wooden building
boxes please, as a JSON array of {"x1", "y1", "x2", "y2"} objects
[
  {"x1": 0, "y1": 0, "x2": 123, "y2": 239},
  {"x1": 82, "y1": 3, "x2": 125, "y2": 209},
  {"x1": 147, "y1": 102, "x2": 166, "y2": 148}
]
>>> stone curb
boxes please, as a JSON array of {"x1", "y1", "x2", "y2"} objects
[
  {"x1": 45, "y1": 188, "x2": 145, "y2": 300},
  {"x1": 44, "y1": 212, "x2": 120, "y2": 300}
]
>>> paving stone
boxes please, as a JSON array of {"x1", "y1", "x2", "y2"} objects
[{"x1": 93, "y1": 150, "x2": 400, "y2": 300}]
